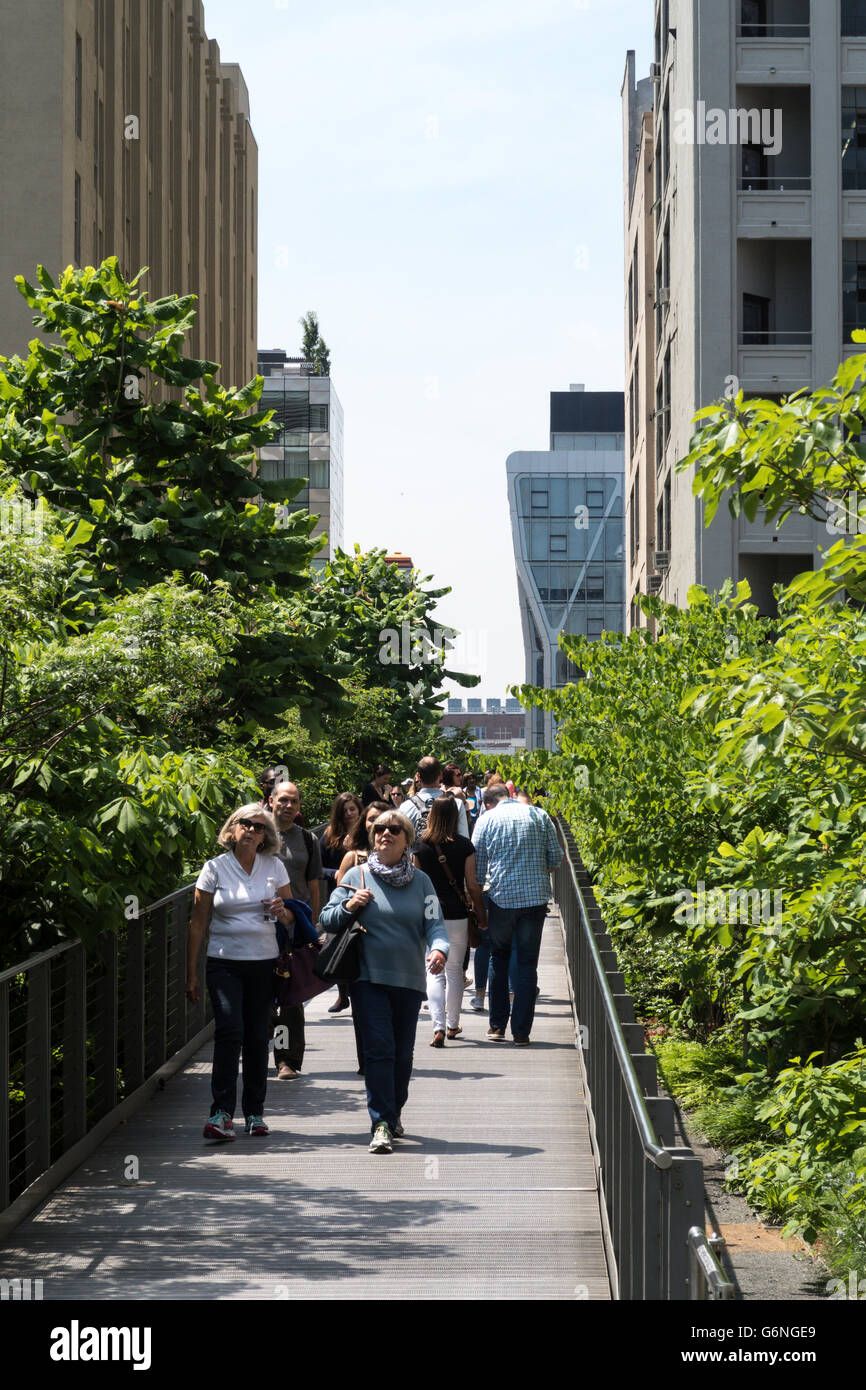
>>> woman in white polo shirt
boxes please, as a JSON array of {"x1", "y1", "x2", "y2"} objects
[{"x1": 186, "y1": 803, "x2": 292, "y2": 1140}]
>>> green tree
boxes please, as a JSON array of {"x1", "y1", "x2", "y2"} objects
[{"x1": 299, "y1": 310, "x2": 331, "y2": 376}]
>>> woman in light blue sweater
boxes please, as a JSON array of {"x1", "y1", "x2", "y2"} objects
[{"x1": 319, "y1": 810, "x2": 449, "y2": 1153}]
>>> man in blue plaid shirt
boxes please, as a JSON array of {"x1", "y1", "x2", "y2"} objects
[{"x1": 471, "y1": 784, "x2": 562, "y2": 1044}]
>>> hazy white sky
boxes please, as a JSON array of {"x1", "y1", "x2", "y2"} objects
[{"x1": 202, "y1": 0, "x2": 652, "y2": 699}]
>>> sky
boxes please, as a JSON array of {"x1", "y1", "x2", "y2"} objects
[{"x1": 201, "y1": 0, "x2": 652, "y2": 700}]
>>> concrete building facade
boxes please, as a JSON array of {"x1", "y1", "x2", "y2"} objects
[
  {"x1": 507, "y1": 389, "x2": 625, "y2": 751},
  {"x1": 0, "y1": 0, "x2": 257, "y2": 387},
  {"x1": 258, "y1": 350, "x2": 345, "y2": 562},
  {"x1": 632, "y1": 0, "x2": 866, "y2": 617},
  {"x1": 622, "y1": 53, "x2": 657, "y2": 630}
]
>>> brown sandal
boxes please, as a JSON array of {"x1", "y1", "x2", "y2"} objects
[
  {"x1": 446, "y1": 1026, "x2": 462, "y2": 1040},
  {"x1": 430, "y1": 1031, "x2": 446, "y2": 1047}
]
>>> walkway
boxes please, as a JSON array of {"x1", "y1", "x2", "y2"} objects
[{"x1": 1, "y1": 910, "x2": 610, "y2": 1300}]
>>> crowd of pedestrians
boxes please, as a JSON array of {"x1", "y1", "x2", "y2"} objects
[{"x1": 186, "y1": 758, "x2": 562, "y2": 1154}]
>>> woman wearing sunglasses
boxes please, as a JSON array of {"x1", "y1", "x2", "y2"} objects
[
  {"x1": 186, "y1": 804, "x2": 292, "y2": 1141},
  {"x1": 319, "y1": 810, "x2": 449, "y2": 1153}
]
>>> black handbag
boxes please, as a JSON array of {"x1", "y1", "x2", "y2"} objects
[{"x1": 312, "y1": 917, "x2": 367, "y2": 983}]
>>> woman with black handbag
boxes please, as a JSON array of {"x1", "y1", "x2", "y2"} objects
[
  {"x1": 413, "y1": 797, "x2": 487, "y2": 1046},
  {"x1": 319, "y1": 810, "x2": 449, "y2": 1154}
]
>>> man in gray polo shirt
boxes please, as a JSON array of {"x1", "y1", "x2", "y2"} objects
[{"x1": 268, "y1": 781, "x2": 323, "y2": 1079}]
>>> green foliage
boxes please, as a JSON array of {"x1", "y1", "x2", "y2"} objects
[
  {"x1": 299, "y1": 310, "x2": 331, "y2": 377},
  {"x1": 482, "y1": 351, "x2": 866, "y2": 1266},
  {"x1": 730, "y1": 1048, "x2": 866, "y2": 1255},
  {"x1": 0, "y1": 263, "x2": 478, "y2": 963}
]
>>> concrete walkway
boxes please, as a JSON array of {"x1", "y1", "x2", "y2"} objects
[{"x1": 1, "y1": 911, "x2": 610, "y2": 1300}]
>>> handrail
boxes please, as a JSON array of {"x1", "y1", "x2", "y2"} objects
[
  {"x1": 0, "y1": 938, "x2": 80, "y2": 987},
  {"x1": 556, "y1": 823, "x2": 671, "y2": 1169},
  {"x1": 689, "y1": 1227, "x2": 736, "y2": 1300}
]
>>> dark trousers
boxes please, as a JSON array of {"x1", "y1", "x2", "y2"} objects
[
  {"x1": 206, "y1": 957, "x2": 277, "y2": 1119},
  {"x1": 487, "y1": 902, "x2": 547, "y2": 1037},
  {"x1": 350, "y1": 980, "x2": 423, "y2": 1132},
  {"x1": 273, "y1": 1003, "x2": 306, "y2": 1072}
]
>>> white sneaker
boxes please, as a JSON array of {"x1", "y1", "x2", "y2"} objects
[
  {"x1": 369, "y1": 1122, "x2": 393, "y2": 1154},
  {"x1": 469, "y1": 993, "x2": 486, "y2": 1012}
]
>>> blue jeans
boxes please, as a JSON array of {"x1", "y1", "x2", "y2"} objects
[
  {"x1": 473, "y1": 934, "x2": 517, "y2": 993},
  {"x1": 206, "y1": 957, "x2": 277, "y2": 1119},
  {"x1": 486, "y1": 901, "x2": 547, "y2": 1037},
  {"x1": 350, "y1": 980, "x2": 423, "y2": 1132}
]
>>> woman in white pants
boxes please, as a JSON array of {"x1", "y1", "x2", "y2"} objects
[{"x1": 413, "y1": 797, "x2": 487, "y2": 1045}]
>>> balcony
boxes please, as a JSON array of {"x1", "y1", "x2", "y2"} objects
[
  {"x1": 737, "y1": 238, "x2": 812, "y2": 386},
  {"x1": 736, "y1": 86, "x2": 811, "y2": 233},
  {"x1": 736, "y1": 0, "x2": 810, "y2": 80},
  {"x1": 843, "y1": 0, "x2": 866, "y2": 78}
]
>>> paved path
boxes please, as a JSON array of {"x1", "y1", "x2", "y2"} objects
[{"x1": 2, "y1": 911, "x2": 610, "y2": 1300}]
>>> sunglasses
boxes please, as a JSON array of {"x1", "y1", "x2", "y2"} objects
[
  {"x1": 237, "y1": 818, "x2": 266, "y2": 832},
  {"x1": 374, "y1": 825, "x2": 404, "y2": 836}
]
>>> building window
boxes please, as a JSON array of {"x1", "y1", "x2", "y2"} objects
[
  {"x1": 843, "y1": 241, "x2": 866, "y2": 338},
  {"x1": 842, "y1": 88, "x2": 866, "y2": 189},
  {"x1": 75, "y1": 33, "x2": 82, "y2": 138},
  {"x1": 310, "y1": 402, "x2": 329, "y2": 431},
  {"x1": 550, "y1": 534, "x2": 567, "y2": 553},
  {"x1": 843, "y1": 1, "x2": 866, "y2": 37},
  {"x1": 743, "y1": 292, "x2": 771, "y2": 344},
  {"x1": 587, "y1": 488, "x2": 604, "y2": 511},
  {"x1": 531, "y1": 490, "x2": 549, "y2": 511},
  {"x1": 73, "y1": 173, "x2": 81, "y2": 264}
]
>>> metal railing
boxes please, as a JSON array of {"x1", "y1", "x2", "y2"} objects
[
  {"x1": 737, "y1": 24, "x2": 810, "y2": 38},
  {"x1": 553, "y1": 823, "x2": 734, "y2": 1300},
  {"x1": 0, "y1": 884, "x2": 205, "y2": 1213},
  {"x1": 739, "y1": 175, "x2": 811, "y2": 192},
  {"x1": 739, "y1": 329, "x2": 812, "y2": 345}
]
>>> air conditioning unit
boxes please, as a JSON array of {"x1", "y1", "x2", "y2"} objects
[
  {"x1": 656, "y1": 286, "x2": 670, "y2": 307},
  {"x1": 647, "y1": 575, "x2": 663, "y2": 594},
  {"x1": 653, "y1": 550, "x2": 670, "y2": 571},
  {"x1": 650, "y1": 62, "x2": 662, "y2": 80}
]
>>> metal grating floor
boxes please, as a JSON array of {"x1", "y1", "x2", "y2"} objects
[{"x1": 1, "y1": 909, "x2": 611, "y2": 1300}]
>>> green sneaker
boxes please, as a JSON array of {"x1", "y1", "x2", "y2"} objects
[{"x1": 369, "y1": 1122, "x2": 393, "y2": 1154}]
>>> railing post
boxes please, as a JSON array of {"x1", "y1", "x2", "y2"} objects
[
  {"x1": 89, "y1": 933, "x2": 118, "y2": 1123},
  {"x1": 24, "y1": 961, "x2": 51, "y2": 1184},
  {"x1": 667, "y1": 1150, "x2": 706, "y2": 1300},
  {"x1": 0, "y1": 982, "x2": 8, "y2": 1209},
  {"x1": 62, "y1": 945, "x2": 87, "y2": 1149},
  {"x1": 124, "y1": 916, "x2": 146, "y2": 1092},
  {"x1": 148, "y1": 904, "x2": 168, "y2": 1073}
]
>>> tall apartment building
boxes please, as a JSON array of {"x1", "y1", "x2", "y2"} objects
[
  {"x1": 622, "y1": 53, "x2": 657, "y2": 630},
  {"x1": 507, "y1": 388, "x2": 625, "y2": 750},
  {"x1": 0, "y1": 0, "x2": 257, "y2": 386},
  {"x1": 628, "y1": 0, "x2": 866, "y2": 620},
  {"x1": 258, "y1": 350, "x2": 345, "y2": 562}
]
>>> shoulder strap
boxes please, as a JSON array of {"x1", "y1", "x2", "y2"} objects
[
  {"x1": 411, "y1": 793, "x2": 426, "y2": 811},
  {"x1": 301, "y1": 826, "x2": 316, "y2": 856}
]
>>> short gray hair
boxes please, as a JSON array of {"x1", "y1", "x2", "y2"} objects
[
  {"x1": 218, "y1": 804, "x2": 280, "y2": 854},
  {"x1": 483, "y1": 784, "x2": 510, "y2": 807}
]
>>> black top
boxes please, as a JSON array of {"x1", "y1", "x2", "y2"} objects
[
  {"x1": 361, "y1": 782, "x2": 385, "y2": 806},
  {"x1": 414, "y1": 835, "x2": 474, "y2": 919},
  {"x1": 318, "y1": 834, "x2": 348, "y2": 882}
]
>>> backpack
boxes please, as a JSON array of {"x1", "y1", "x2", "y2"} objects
[{"x1": 410, "y1": 792, "x2": 434, "y2": 840}]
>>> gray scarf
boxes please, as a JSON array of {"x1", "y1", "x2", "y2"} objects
[{"x1": 366, "y1": 851, "x2": 415, "y2": 887}]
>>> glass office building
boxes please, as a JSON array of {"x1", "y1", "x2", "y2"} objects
[
  {"x1": 507, "y1": 389, "x2": 625, "y2": 749},
  {"x1": 257, "y1": 349, "x2": 345, "y2": 563}
]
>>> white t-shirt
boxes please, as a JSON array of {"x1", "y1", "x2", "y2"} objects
[
  {"x1": 196, "y1": 851, "x2": 289, "y2": 960},
  {"x1": 399, "y1": 788, "x2": 470, "y2": 842}
]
